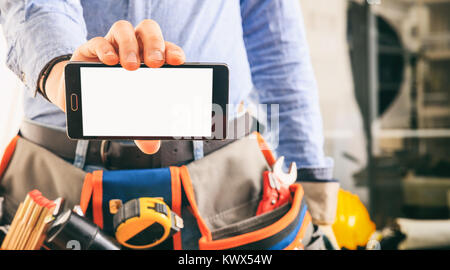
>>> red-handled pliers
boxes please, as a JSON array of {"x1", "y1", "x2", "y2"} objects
[{"x1": 256, "y1": 156, "x2": 297, "y2": 216}]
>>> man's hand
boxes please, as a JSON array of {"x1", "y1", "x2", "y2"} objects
[{"x1": 42, "y1": 19, "x2": 186, "y2": 154}]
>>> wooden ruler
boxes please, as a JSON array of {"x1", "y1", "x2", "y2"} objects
[{"x1": 1, "y1": 190, "x2": 57, "y2": 250}]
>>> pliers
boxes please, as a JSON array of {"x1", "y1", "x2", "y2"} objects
[{"x1": 256, "y1": 156, "x2": 297, "y2": 216}]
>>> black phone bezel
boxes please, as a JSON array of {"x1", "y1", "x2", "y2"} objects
[{"x1": 64, "y1": 61, "x2": 228, "y2": 140}]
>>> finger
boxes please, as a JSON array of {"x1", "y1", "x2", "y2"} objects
[
  {"x1": 73, "y1": 37, "x2": 119, "y2": 65},
  {"x1": 135, "y1": 19, "x2": 165, "y2": 68},
  {"x1": 106, "y1": 20, "x2": 140, "y2": 71},
  {"x1": 165, "y1": 41, "x2": 186, "y2": 66},
  {"x1": 134, "y1": 140, "x2": 161, "y2": 155},
  {"x1": 135, "y1": 20, "x2": 165, "y2": 68}
]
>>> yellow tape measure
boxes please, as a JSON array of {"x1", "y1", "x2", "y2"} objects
[{"x1": 112, "y1": 198, "x2": 183, "y2": 249}]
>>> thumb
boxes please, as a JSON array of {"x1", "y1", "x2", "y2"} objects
[{"x1": 134, "y1": 140, "x2": 161, "y2": 154}]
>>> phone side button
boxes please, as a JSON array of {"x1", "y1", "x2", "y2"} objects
[{"x1": 70, "y1": 93, "x2": 78, "y2": 111}]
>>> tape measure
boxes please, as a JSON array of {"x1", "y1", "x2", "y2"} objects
[{"x1": 112, "y1": 198, "x2": 183, "y2": 249}]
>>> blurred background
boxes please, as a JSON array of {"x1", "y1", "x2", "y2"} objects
[
  {"x1": 1, "y1": 0, "x2": 449, "y2": 249},
  {"x1": 302, "y1": 0, "x2": 450, "y2": 249}
]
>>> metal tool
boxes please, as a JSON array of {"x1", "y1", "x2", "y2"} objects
[
  {"x1": 272, "y1": 156, "x2": 297, "y2": 186},
  {"x1": 256, "y1": 156, "x2": 297, "y2": 215}
]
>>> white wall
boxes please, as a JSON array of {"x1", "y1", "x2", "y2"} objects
[{"x1": 0, "y1": 25, "x2": 23, "y2": 156}]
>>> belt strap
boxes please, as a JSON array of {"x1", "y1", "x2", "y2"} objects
[{"x1": 19, "y1": 114, "x2": 260, "y2": 169}]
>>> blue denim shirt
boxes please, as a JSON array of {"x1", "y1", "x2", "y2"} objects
[{"x1": 0, "y1": 0, "x2": 333, "y2": 180}]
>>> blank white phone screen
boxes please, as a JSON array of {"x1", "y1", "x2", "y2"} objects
[{"x1": 80, "y1": 67, "x2": 213, "y2": 137}]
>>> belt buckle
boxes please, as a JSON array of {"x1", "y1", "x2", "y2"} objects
[{"x1": 100, "y1": 140, "x2": 111, "y2": 168}]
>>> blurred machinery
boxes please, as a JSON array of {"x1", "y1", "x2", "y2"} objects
[{"x1": 348, "y1": 0, "x2": 450, "y2": 228}]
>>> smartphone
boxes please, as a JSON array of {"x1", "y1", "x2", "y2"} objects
[{"x1": 64, "y1": 62, "x2": 228, "y2": 140}]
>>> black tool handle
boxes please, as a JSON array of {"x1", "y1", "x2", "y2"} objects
[{"x1": 46, "y1": 210, "x2": 120, "y2": 250}]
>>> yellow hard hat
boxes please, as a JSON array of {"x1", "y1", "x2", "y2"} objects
[{"x1": 332, "y1": 189, "x2": 376, "y2": 250}]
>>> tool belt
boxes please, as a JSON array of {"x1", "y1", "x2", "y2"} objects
[{"x1": 0, "y1": 125, "x2": 325, "y2": 250}]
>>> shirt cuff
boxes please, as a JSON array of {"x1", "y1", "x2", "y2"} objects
[{"x1": 296, "y1": 157, "x2": 335, "y2": 182}]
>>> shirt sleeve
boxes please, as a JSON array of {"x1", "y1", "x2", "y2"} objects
[
  {"x1": 241, "y1": 0, "x2": 338, "y2": 225},
  {"x1": 0, "y1": 0, "x2": 87, "y2": 94}
]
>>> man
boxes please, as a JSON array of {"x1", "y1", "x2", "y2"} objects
[{"x1": 0, "y1": 0, "x2": 338, "y2": 241}]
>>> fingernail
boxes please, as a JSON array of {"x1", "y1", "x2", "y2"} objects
[
  {"x1": 127, "y1": 52, "x2": 138, "y2": 63},
  {"x1": 149, "y1": 51, "x2": 164, "y2": 62}
]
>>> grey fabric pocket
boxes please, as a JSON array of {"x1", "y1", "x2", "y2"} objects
[
  {"x1": 186, "y1": 135, "x2": 269, "y2": 230},
  {"x1": 211, "y1": 203, "x2": 291, "y2": 241},
  {"x1": 0, "y1": 137, "x2": 85, "y2": 223}
]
